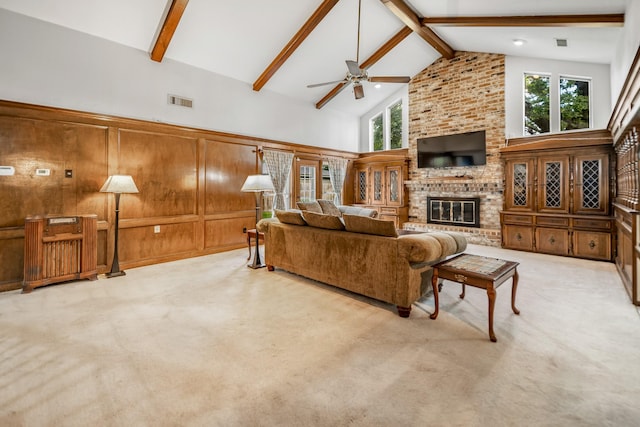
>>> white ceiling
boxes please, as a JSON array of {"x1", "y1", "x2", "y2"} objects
[{"x1": 0, "y1": 0, "x2": 627, "y2": 117}]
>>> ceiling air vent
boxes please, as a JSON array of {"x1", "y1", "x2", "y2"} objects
[
  {"x1": 167, "y1": 94, "x2": 193, "y2": 108},
  {"x1": 555, "y1": 38, "x2": 568, "y2": 47}
]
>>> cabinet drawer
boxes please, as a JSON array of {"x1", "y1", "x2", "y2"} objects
[
  {"x1": 379, "y1": 207, "x2": 399, "y2": 215},
  {"x1": 573, "y1": 230, "x2": 612, "y2": 261},
  {"x1": 537, "y1": 217, "x2": 569, "y2": 227},
  {"x1": 536, "y1": 227, "x2": 570, "y2": 256},
  {"x1": 502, "y1": 214, "x2": 533, "y2": 225},
  {"x1": 502, "y1": 225, "x2": 533, "y2": 251},
  {"x1": 573, "y1": 218, "x2": 612, "y2": 230}
]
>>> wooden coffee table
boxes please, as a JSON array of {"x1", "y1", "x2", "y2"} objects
[{"x1": 431, "y1": 253, "x2": 520, "y2": 342}]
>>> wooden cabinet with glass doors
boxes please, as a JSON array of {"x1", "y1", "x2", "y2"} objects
[
  {"x1": 500, "y1": 133, "x2": 614, "y2": 261},
  {"x1": 352, "y1": 151, "x2": 409, "y2": 228}
]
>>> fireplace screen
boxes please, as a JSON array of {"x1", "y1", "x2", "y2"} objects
[{"x1": 427, "y1": 197, "x2": 480, "y2": 228}]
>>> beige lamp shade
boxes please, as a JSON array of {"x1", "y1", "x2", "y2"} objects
[
  {"x1": 241, "y1": 174, "x2": 275, "y2": 193},
  {"x1": 100, "y1": 175, "x2": 139, "y2": 194}
]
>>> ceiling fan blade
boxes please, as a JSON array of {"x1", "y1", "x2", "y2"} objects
[
  {"x1": 353, "y1": 82, "x2": 365, "y2": 99},
  {"x1": 346, "y1": 60, "x2": 362, "y2": 76},
  {"x1": 368, "y1": 76, "x2": 411, "y2": 83},
  {"x1": 307, "y1": 79, "x2": 347, "y2": 88}
]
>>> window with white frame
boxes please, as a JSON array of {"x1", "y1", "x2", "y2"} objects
[
  {"x1": 369, "y1": 99, "x2": 403, "y2": 151},
  {"x1": 524, "y1": 73, "x2": 550, "y2": 135},
  {"x1": 560, "y1": 77, "x2": 591, "y2": 131}
]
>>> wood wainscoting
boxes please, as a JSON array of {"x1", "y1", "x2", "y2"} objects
[{"x1": 0, "y1": 100, "x2": 357, "y2": 292}]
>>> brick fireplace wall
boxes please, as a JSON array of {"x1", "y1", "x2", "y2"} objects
[{"x1": 405, "y1": 51, "x2": 505, "y2": 246}]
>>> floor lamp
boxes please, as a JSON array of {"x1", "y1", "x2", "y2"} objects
[
  {"x1": 100, "y1": 175, "x2": 139, "y2": 278},
  {"x1": 241, "y1": 174, "x2": 275, "y2": 269}
]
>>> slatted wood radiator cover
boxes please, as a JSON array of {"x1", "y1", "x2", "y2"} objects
[{"x1": 23, "y1": 214, "x2": 98, "y2": 293}]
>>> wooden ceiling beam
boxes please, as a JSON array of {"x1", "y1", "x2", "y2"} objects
[
  {"x1": 380, "y1": 0, "x2": 454, "y2": 59},
  {"x1": 253, "y1": 0, "x2": 339, "y2": 92},
  {"x1": 150, "y1": 0, "x2": 189, "y2": 62},
  {"x1": 421, "y1": 14, "x2": 625, "y2": 28},
  {"x1": 315, "y1": 26, "x2": 412, "y2": 109}
]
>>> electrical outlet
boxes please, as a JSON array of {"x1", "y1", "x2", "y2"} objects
[
  {"x1": 35, "y1": 168, "x2": 50, "y2": 176},
  {"x1": 243, "y1": 227, "x2": 247, "y2": 233},
  {"x1": 154, "y1": 225, "x2": 160, "y2": 233}
]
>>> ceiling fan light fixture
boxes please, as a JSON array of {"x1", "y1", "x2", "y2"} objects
[
  {"x1": 353, "y1": 83, "x2": 365, "y2": 100},
  {"x1": 512, "y1": 39, "x2": 526, "y2": 46}
]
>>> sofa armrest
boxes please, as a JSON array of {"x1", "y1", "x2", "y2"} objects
[{"x1": 397, "y1": 231, "x2": 467, "y2": 263}]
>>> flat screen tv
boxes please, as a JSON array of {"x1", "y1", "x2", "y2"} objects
[{"x1": 417, "y1": 130, "x2": 486, "y2": 168}]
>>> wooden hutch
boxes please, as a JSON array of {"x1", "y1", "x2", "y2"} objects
[
  {"x1": 352, "y1": 149, "x2": 409, "y2": 228},
  {"x1": 500, "y1": 130, "x2": 615, "y2": 262}
]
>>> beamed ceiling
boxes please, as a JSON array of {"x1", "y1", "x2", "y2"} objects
[{"x1": 0, "y1": 0, "x2": 627, "y2": 117}]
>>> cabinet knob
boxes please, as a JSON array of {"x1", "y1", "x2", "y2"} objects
[
  {"x1": 516, "y1": 232, "x2": 522, "y2": 241},
  {"x1": 549, "y1": 236, "x2": 555, "y2": 244},
  {"x1": 589, "y1": 240, "x2": 596, "y2": 249}
]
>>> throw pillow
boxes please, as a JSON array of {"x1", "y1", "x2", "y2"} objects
[
  {"x1": 338, "y1": 205, "x2": 378, "y2": 218},
  {"x1": 275, "y1": 209, "x2": 307, "y2": 226},
  {"x1": 303, "y1": 211, "x2": 345, "y2": 230},
  {"x1": 343, "y1": 214, "x2": 397, "y2": 237},
  {"x1": 296, "y1": 200, "x2": 323, "y2": 214},
  {"x1": 317, "y1": 199, "x2": 341, "y2": 217}
]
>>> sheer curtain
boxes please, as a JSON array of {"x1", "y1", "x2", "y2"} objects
[
  {"x1": 263, "y1": 149, "x2": 294, "y2": 210},
  {"x1": 327, "y1": 157, "x2": 348, "y2": 205}
]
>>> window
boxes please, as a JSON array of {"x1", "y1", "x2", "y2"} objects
[
  {"x1": 369, "y1": 98, "x2": 403, "y2": 151},
  {"x1": 560, "y1": 77, "x2": 590, "y2": 131},
  {"x1": 371, "y1": 113, "x2": 384, "y2": 151},
  {"x1": 298, "y1": 164, "x2": 316, "y2": 202},
  {"x1": 389, "y1": 100, "x2": 402, "y2": 149},
  {"x1": 524, "y1": 73, "x2": 550, "y2": 135}
]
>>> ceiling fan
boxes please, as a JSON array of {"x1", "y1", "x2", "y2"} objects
[{"x1": 307, "y1": 0, "x2": 411, "y2": 100}]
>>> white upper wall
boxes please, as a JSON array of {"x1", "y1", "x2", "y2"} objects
[
  {"x1": 0, "y1": 9, "x2": 359, "y2": 152},
  {"x1": 505, "y1": 56, "x2": 611, "y2": 138},
  {"x1": 611, "y1": 0, "x2": 640, "y2": 109}
]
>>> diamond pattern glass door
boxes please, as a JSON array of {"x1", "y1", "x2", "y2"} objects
[
  {"x1": 544, "y1": 162, "x2": 561, "y2": 208},
  {"x1": 513, "y1": 163, "x2": 528, "y2": 206},
  {"x1": 581, "y1": 159, "x2": 600, "y2": 209},
  {"x1": 373, "y1": 170, "x2": 382, "y2": 202},
  {"x1": 389, "y1": 169, "x2": 399, "y2": 203},
  {"x1": 358, "y1": 170, "x2": 367, "y2": 203}
]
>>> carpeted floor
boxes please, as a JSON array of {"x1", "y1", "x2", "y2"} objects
[{"x1": 1, "y1": 243, "x2": 639, "y2": 426}]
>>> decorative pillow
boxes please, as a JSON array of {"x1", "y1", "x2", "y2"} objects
[
  {"x1": 296, "y1": 200, "x2": 323, "y2": 214},
  {"x1": 317, "y1": 199, "x2": 342, "y2": 217},
  {"x1": 302, "y1": 211, "x2": 345, "y2": 230},
  {"x1": 275, "y1": 209, "x2": 307, "y2": 226},
  {"x1": 343, "y1": 214, "x2": 397, "y2": 237},
  {"x1": 338, "y1": 205, "x2": 378, "y2": 218}
]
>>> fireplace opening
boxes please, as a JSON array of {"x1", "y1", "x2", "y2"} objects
[{"x1": 427, "y1": 197, "x2": 480, "y2": 228}]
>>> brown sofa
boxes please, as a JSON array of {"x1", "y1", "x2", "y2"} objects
[{"x1": 257, "y1": 213, "x2": 467, "y2": 317}]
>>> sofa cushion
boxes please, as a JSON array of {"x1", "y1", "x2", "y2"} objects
[
  {"x1": 317, "y1": 199, "x2": 342, "y2": 217},
  {"x1": 275, "y1": 209, "x2": 307, "y2": 226},
  {"x1": 338, "y1": 205, "x2": 378, "y2": 218},
  {"x1": 296, "y1": 200, "x2": 323, "y2": 214},
  {"x1": 343, "y1": 214, "x2": 397, "y2": 237},
  {"x1": 303, "y1": 211, "x2": 345, "y2": 230}
]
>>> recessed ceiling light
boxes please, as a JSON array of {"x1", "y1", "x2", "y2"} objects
[
  {"x1": 513, "y1": 39, "x2": 526, "y2": 46},
  {"x1": 374, "y1": 84, "x2": 381, "y2": 89}
]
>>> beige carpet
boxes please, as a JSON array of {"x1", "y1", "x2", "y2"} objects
[{"x1": 1, "y1": 243, "x2": 639, "y2": 426}]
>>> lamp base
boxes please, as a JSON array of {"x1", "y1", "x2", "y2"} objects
[
  {"x1": 247, "y1": 261, "x2": 266, "y2": 269},
  {"x1": 105, "y1": 270, "x2": 126, "y2": 278}
]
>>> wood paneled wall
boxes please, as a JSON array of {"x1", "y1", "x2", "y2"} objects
[{"x1": 0, "y1": 100, "x2": 357, "y2": 291}]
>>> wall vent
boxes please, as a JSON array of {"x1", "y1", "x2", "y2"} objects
[
  {"x1": 555, "y1": 38, "x2": 568, "y2": 47},
  {"x1": 167, "y1": 94, "x2": 193, "y2": 108}
]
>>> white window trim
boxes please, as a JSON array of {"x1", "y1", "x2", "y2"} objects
[{"x1": 558, "y1": 75, "x2": 592, "y2": 131}]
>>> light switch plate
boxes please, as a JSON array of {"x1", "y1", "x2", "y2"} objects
[
  {"x1": 154, "y1": 225, "x2": 160, "y2": 233},
  {"x1": 0, "y1": 166, "x2": 15, "y2": 176}
]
